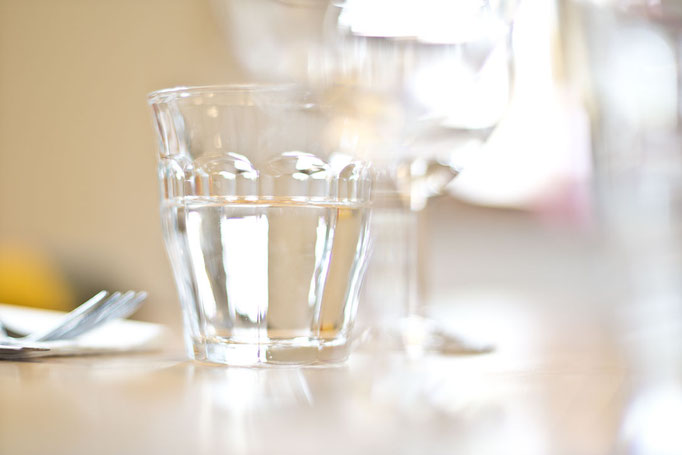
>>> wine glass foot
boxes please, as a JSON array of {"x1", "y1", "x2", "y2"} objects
[
  {"x1": 400, "y1": 315, "x2": 494, "y2": 356},
  {"x1": 356, "y1": 316, "x2": 494, "y2": 356}
]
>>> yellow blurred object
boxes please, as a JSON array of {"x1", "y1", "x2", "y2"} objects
[{"x1": 0, "y1": 244, "x2": 74, "y2": 311}]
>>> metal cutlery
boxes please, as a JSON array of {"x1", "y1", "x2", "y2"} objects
[{"x1": 0, "y1": 290, "x2": 147, "y2": 344}]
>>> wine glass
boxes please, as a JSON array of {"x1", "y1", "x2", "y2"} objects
[{"x1": 322, "y1": 0, "x2": 516, "y2": 354}]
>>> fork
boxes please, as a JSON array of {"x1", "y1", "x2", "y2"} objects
[{"x1": 0, "y1": 290, "x2": 147, "y2": 343}]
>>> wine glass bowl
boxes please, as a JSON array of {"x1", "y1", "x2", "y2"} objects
[{"x1": 326, "y1": 0, "x2": 514, "y2": 205}]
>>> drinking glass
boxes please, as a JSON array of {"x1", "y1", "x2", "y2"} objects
[{"x1": 148, "y1": 85, "x2": 372, "y2": 366}]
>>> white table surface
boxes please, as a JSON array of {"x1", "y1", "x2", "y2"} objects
[{"x1": 0, "y1": 198, "x2": 675, "y2": 455}]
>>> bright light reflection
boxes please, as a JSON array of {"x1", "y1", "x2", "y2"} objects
[
  {"x1": 308, "y1": 216, "x2": 329, "y2": 308},
  {"x1": 621, "y1": 383, "x2": 682, "y2": 455},
  {"x1": 411, "y1": 43, "x2": 510, "y2": 130},
  {"x1": 338, "y1": 0, "x2": 501, "y2": 44},
  {"x1": 220, "y1": 213, "x2": 269, "y2": 323}
]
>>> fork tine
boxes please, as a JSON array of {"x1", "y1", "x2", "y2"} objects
[
  {"x1": 58, "y1": 291, "x2": 137, "y2": 340},
  {"x1": 33, "y1": 291, "x2": 118, "y2": 342},
  {"x1": 1, "y1": 289, "x2": 149, "y2": 345},
  {"x1": 104, "y1": 291, "x2": 147, "y2": 322},
  {"x1": 28, "y1": 290, "x2": 110, "y2": 341},
  {"x1": 56, "y1": 291, "x2": 146, "y2": 341}
]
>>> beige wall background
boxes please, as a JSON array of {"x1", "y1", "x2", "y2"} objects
[{"x1": 0, "y1": 0, "x2": 243, "y2": 326}]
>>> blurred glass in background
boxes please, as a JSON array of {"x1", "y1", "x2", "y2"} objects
[
  {"x1": 325, "y1": 0, "x2": 515, "y2": 353},
  {"x1": 560, "y1": 0, "x2": 682, "y2": 453}
]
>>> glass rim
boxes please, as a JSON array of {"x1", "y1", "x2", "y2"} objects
[{"x1": 147, "y1": 83, "x2": 300, "y2": 105}]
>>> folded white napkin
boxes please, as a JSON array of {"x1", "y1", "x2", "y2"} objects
[{"x1": 0, "y1": 303, "x2": 168, "y2": 359}]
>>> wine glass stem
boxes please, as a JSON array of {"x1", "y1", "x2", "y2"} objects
[
  {"x1": 406, "y1": 206, "x2": 420, "y2": 318},
  {"x1": 361, "y1": 171, "x2": 432, "y2": 329},
  {"x1": 406, "y1": 205, "x2": 430, "y2": 319}
]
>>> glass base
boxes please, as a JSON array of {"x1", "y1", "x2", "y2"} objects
[
  {"x1": 356, "y1": 316, "x2": 494, "y2": 356},
  {"x1": 400, "y1": 315, "x2": 494, "y2": 356},
  {"x1": 191, "y1": 336, "x2": 351, "y2": 367}
]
